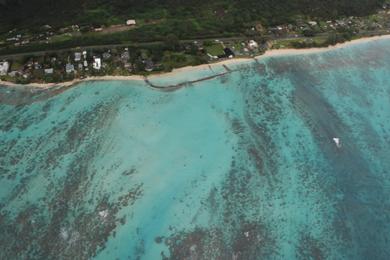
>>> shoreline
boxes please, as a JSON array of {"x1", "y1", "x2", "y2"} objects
[{"x1": 1, "y1": 34, "x2": 390, "y2": 89}]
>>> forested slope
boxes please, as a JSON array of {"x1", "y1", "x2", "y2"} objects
[{"x1": 0, "y1": 0, "x2": 384, "y2": 32}]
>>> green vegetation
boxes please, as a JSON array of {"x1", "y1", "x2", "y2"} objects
[
  {"x1": 0, "y1": 0, "x2": 385, "y2": 35},
  {"x1": 204, "y1": 42, "x2": 225, "y2": 56},
  {"x1": 0, "y1": 0, "x2": 387, "y2": 55}
]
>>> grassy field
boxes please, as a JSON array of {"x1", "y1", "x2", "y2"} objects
[
  {"x1": 204, "y1": 42, "x2": 225, "y2": 56},
  {"x1": 272, "y1": 35, "x2": 328, "y2": 49}
]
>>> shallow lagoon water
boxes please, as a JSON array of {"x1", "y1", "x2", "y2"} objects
[{"x1": 1, "y1": 39, "x2": 390, "y2": 259}]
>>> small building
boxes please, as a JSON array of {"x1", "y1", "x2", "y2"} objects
[
  {"x1": 33, "y1": 62, "x2": 41, "y2": 70},
  {"x1": 0, "y1": 61, "x2": 10, "y2": 75},
  {"x1": 84, "y1": 60, "x2": 88, "y2": 67},
  {"x1": 144, "y1": 60, "x2": 154, "y2": 72},
  {"x1": 102, "y1": 52, "x2": 111, "y2": 60},
  {"x1": 78, "y1": 63, "x2": 83, "y2": 70},
  {"x1": 6, "y1": 37, "x2": 17, "y2": 42},
  {"x1": 74, "y1": 52, "x2": 82, "y2": 62},
  {"x1": 44, "y1": 68, "x2": 54, "y2": 74},
  {"x1": 248, "y1": 40, "x2": 259, "y2": 49},
  {"x1": 308, "y1": 21, "x2": 318, "y2": 26},
  {"x1": 43, "y1": 24, "x2": 52, "y2": 30},
  {"x1": 126, "y1": 19, "x2": 136, "y2": 26},
  {"x1": 121, "y1": 51, "x2": 130, "y2": 61},
  {"x1": 93, "y1": 57, "x2": 101, "y2": 70},
  {"x1": 82, "y1": 51, "x2": 87, "y2": 59},
  {"x1": 255, "y1": 23, "x2": 265, "y2": 33},
  {"x1": 223, "y1": 48, "x2": 235, "y2": 58},
  {"x1": 8, "y1": 71, "x2": 20, "y2": 77},
  {"x1": 124, "y1": 63, "x2": 133, "y2": 72},
  {"x1": 65, "y1": 63, "x2": 75, "y2": 74}
]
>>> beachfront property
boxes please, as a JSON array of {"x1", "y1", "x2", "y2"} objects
[
  {"x1": 33, "y1": 62, "x2": 41, "y2": 70},
  {"x1": 8, "y1": 71, "x2": 20, "y2": 77},
  {"x1": 65, "y1": 63, "x2": 75, "y2": 73},
  {"x1": 93, "y1": 57, "x2": 102, "y2": 70},
  {"x1": 222, "y1": 47, "x2": 235, "y2": 58},
  {"x1": 0, "y1": 61, "x2": 10, "y2": 75},
  {"x1": 144, "y1": 60, "x2": 154, "y2": 72},
  {"x1": 102, "y1": 52, "x2": 111, "y2": 60},
  {"x1": 74, "y1": 52, "x2": 82, "y2": 62},
  {"x1": 248, "y1": 40, "x2": 259, "y2": 49},
  {"x1": 44, "y1": 68, "x2": 54, "y2": 74},
  {"x1": 121, "y1": 50, "x2": 130, "y2": 61}
]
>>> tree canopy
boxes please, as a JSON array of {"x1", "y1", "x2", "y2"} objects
[{"x1": 0, "y1": 0, "x2": 384, "y2": 34}]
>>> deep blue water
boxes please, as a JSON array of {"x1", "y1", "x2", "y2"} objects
[{"x1": 1, "y1": 39, "x2": 390, "y2": 259}]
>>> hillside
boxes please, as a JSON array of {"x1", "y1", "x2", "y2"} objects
[{"x1": 0, "y1": 0, "x2": 384, "y2": 34}]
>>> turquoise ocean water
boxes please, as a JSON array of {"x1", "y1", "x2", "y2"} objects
[{"x1": 1, "y1": 39, "x2": 390, "y2": 259}]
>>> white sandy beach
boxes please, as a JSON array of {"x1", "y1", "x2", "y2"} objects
[
  {"x1": 1, "y1": 34, "x2": 390, "y2": 89},
  {"x1": 261, "y1": 34, "x2": 390, "y2": 57}
]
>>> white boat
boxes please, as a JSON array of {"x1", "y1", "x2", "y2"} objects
[{"x1": 333, "y1": 137, "x2": 341, "y2": 148}]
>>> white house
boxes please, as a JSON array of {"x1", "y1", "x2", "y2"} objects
[
  {"x1": 44, "y1": 68, "x2": 54, "y2": 74},
  {"x1": 0, "y1": 61, "x2": 10, "y2": 76},
  {"x1": 93, "y1": 58, "x2": 101, "y2": 70},
  {"x1": 74, "y1": 52, "x2": 82, "y2": 62},
  {"x1": 126, "y1": 19, "x2": 136, "y2": 26},
  {"x1": 248, "y1": 40, "x2": 259, "y2": 49}
]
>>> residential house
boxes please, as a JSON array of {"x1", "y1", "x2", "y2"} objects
[
  {"x1": 223, "y1": 48, "x2": 234, "y2": 58},
  {"x1": 44, "y1": 68, "x2": 54, "y2": 74},
  {"x1": 8, "y1": 71, "x2": 20, "y2": 77},
  {"x1": 124, "y1": 63, "x2": 133, "y2": 72},
  {"x1": 121, "y1": 50, "x2": 130, "y2": 61},
  {"x1": 74, "y1": 52, "x2": 82, "y2": 62},
  {"x1": 126, "y1": 19, "x2": 136, "y2": 26},
  {"x1": 144, "y1": 60, "x2": 154, "y2": 72},
  {"x1": 33, "y1": 62, "x2": 41, "y2": 70},
  {"x1": 0, "y1": 61, "x2": 10, "y2": 75},
  {"x1": 102, "y1": 52, "x2": 111, "y2": 60},
  {"x1": 93, "y1": 57, "x2": 101, "y2": 70},
  {"x1": 65, "y1": 63, "x2": 75, "y2": 73},
  {"x1": 43, "y1": 24, "x2": 52, "y2": 30},
  {"x1": 248, "y1": 40, "x2": 259, "y2": 49}
]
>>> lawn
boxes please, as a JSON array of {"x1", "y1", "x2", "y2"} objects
[
  {"x1": 50, "y1": 34, "x2": 74, "y2": 43},
  {"x1": 204, "y1": 42, "x2": 225, "y2": 56}
]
